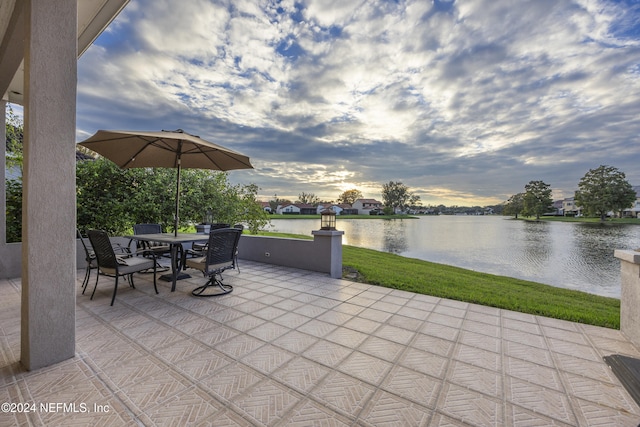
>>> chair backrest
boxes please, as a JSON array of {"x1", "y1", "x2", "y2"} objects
[
  {"x1": 87, "y1": 230, "x2": 118, "y2": 269},
  {"x1": 203, "y1": 228, "x2": 242, "y2": 274},
  {"x1": 134, "y1": 223, "x2": 163, "y2": 235},
  {"x1": 77, "y1": 229, "x2": 93, "y2": 261},
  {"x1": 210, "y1": 223, "x2": 230, "y2": 230}
]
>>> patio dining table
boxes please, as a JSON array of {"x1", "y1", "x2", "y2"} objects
[{"x1": 128, "y1": 233, "x2": 210, "y2": 292}]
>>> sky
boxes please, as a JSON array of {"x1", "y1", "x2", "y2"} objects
[{"x1": 74, "y1": 0, "x2": 640, "y2": 206}]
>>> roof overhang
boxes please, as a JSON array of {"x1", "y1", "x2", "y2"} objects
[{"x1": 0, "y1": 0, "x2": 129, "y2": 105}]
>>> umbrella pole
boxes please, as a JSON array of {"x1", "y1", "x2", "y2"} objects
[{"x1": 174, "y1": 157, "x2": 181, "y2": 237}]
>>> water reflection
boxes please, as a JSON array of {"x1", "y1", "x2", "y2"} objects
[
  {"x1": 267, "y1": 216, "x2": 640, "y2": 298},
  {"x1": 382, "y1": 220, "x2": 408, "y2": 254}
]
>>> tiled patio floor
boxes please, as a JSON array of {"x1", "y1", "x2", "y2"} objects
[{"x1": 1, "y1": 261, "x2": 640, "y2": 426}]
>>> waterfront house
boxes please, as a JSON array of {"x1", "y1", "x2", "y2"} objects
[{"x1": 351, "y1": 198, "x2": 383, "y2": 215}]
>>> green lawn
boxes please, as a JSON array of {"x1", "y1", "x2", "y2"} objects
[
  {"x1": 342, "y1": 246, "x2": 619, "y2": 328},
  {"x1": 536, "y1": 216, "x2": 640, "y2": 224}
]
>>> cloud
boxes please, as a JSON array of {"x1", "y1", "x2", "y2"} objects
[{"x1": 76, "y1": 0, "x2": 640, "y2": 205}]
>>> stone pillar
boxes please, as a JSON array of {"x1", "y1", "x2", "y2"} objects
[
  {"x1": 21, "y1": 0, "x2": 77, "y2": 370},
  {"x1": 311, "y1": 230, "x2": 345, "y2": 279},
  {"x1": 614, "y1": 249, "x2": 640, "y2": 348}
]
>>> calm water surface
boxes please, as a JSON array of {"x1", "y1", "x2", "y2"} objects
[{"x1": 267, "y1": 216, "x2": 640, "y2": 298}]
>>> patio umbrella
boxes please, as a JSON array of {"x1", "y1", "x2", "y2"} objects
[{"x1": 78, "y1": 129, "x2": 253, "y2": 236}]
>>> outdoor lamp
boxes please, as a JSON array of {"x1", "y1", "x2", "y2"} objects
[{"x1": 320, "y1": 209, "x2": 337, "y2": 230}]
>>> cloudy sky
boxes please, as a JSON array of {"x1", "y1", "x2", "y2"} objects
[{"x1": 75, "y1": 0, "x2": 640, "y2": 206}]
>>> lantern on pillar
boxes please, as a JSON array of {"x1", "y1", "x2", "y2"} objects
[{"x1": 320, "y1": 208, "x2": 337, "y2": 230}]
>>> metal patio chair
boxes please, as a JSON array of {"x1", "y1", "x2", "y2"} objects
[
  {"x1": 185, "y1": 227, "x2": 242, "y2": 297},
  {"x1": 88, "y1": 229, "x2": 158, "y2": 306}
]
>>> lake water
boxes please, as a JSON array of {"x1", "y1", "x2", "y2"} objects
[{"x1": 266, "y1": 216, "x2": 640, "y2": 298}]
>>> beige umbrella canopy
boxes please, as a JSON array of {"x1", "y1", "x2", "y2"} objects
[{"x1": 78, "y1": 129, "x2": 253, "y2": 235}]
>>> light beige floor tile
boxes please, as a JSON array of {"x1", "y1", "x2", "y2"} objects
[
  {"x1": 215, "y1": 334, "x2": 265, "y2": 359},
  {"x1": 230, "y1": 379, "x2": 303, "y2": 426},
  {"x1": 571, "y1": 396, "x2": 640, "y2": 427},
  {"x1": 504, "y1": 340, "x2": 554, "y2": 367},
  {"x1": 142, "y1": 386, "x2": 223, "y2": 426},
  {"x1": 337, "y1": 351, "x2": 393, "y2": 386},
  {"x1": 297, "y1": 319, "x2": 338, "y2": 337},
  {"x1": 277, "y1": 398, "x2": 354, "y2": 426},
  {"x1": 172, "y1": 349, "x2": 233, "y2": 381},
  {"x1": 505, "y1": 356, "x2": 564, "y2": 391},
  {"x1": 358, "y1": 389, "x2": 433, "y2": 427},
  {"x1": 198, "y1": 363, "x2": 265, "y2": 403},
  {"x1": 437, "y1": 382, "x2": 503, "y2": 426},
  {"x1": 400, "y1": 347, "x2": 449, "y2": 378},
  {"x1": 303, "y1": 340, "x2": 353, "y2": 368},
  {"x1": 411, "y1": 333, "x2": 456, "y2": 357},
  {"x1": 241, "y1": 344, "x2": 295, "y2": 375},
  {"x1": 324, "y1": 326, "x2": 369, "y2": 348},
  {"x1": 381, "y1": 365, "x2": 442, "y2": 408},
  {"x1": 457, "y1": 329, "x2": 501, "y2": 353},
  {"x1": 358, "y1": 307, "x2": 393, "y2": 323},
  {"x1": 448, "y1": 360, "x2": 502, "y2": 398},
  {"x1": 272, "y1": 357, "x2": 331, "y2": 393},
  {"x1": 421, "y1": 322, "x2": 460, "y2": 341},
  {"x1": 505, "y1": 403, "x2": 574, "y2": 427},
  {"x1": 562, "y1": 371, "x2": 639, "y2": 413},
  {"x1": 310, "y1": 371, "x2": 376, "y2": 418},
  {"x1": 373, "y1": 324, "x2": 416, "y2": 345},
  {"x1": 505, "y1": 376, "x2": 577, "y2": 425},
  {"x1": 453, "y1": 344, "x2": 501, "y2": 372},
  {"x1": 272, "y1": 330, "x2": 318, "y2": 353},
  {"x1": 247, "y1": 321, "x2": 292, "y2": 342},
  {"x1": 359, "y1": 336, "x2": 406, "y2": 362}
]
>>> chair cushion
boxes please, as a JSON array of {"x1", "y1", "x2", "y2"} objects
[
  {"x1": 185, "y1": 257, "x2": 233, "y2": 273},
  {"x1": 101, "y1": 256, "x2": 155, "y2": 275}
]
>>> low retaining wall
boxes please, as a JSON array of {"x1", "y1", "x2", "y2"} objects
[
  {"x1": 1, "y1": 231, "x2": 345, "y2": 280},
  {"x1": 237, "y1": 230, "x2": 344, "y2": 278}
]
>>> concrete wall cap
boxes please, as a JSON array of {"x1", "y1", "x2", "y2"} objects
[{"x1": 614, "y1": 249, "x2": 640, "y2": 264}]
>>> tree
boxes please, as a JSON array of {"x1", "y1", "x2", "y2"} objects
[
  {"x1": 5, "y1": 105, "x2": 23, "y2": 172},
  {"x1": 381, "y1": 181, "x2": 417, "y2": 213},
  {"x1": 76, "y1": 158, "x2": 269, "y2": 235},
  {"x1": 574, "y1": 165, "x2": 636, "y2": 220},
  {"x1": 297, "y1": 192, "x2": 320, "y2": 205},
  {"x1": 503, "y1": 193, "x2": 525, "y2": 218},
  {"x1": 523, "y1": 180, "x2": 552, "y2": 219},
  {"x1": 337, "y1": 189, "x2": 362, "y2": 205}
]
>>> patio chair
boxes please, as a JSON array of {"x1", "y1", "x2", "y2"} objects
[
  {"x1": 133, "y1": 223, "x2": 171, "y2": 271},
  {"x1": 77, "y1": 229, "x2": 97, "y2": 294},
  {"x1": 185, "y1": 227, "x2": 242, "y2": 297},
  {"x1": 182, "y1": 223, "x2": 230, "y2": 268},
  {"x1": 88, "y1": 229, "x2": 158, "y2": 306}
]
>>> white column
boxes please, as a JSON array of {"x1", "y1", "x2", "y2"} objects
[
  {"x1": 614, "y1": 249, "x2": 640, "y2": 348},
  {"x1": 21, "y1": 0, "x2": 77, "y2": 370}
]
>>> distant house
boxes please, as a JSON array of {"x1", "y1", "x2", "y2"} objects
[
  {"x1": 562, "y1": 197, "x2": 581, "y2": 216},
  {"x1": 259, "y1": 201, "x2": 272, "y2": 213},
  {"x1": 351, "y1": 198, "x2": 383, "y2": 215},
  {"x1": 276, "y1": 203, "x2": 316, "y2": 215},
  {"x1": 296, "y1": 204, "x2": 317, "y2": 215},
  {"x1": 276, "y1": 204, "x2": 300, "y2": 215},
  {"x1": 316, "y1": 204, "x2": 344, "y2": 215}
]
